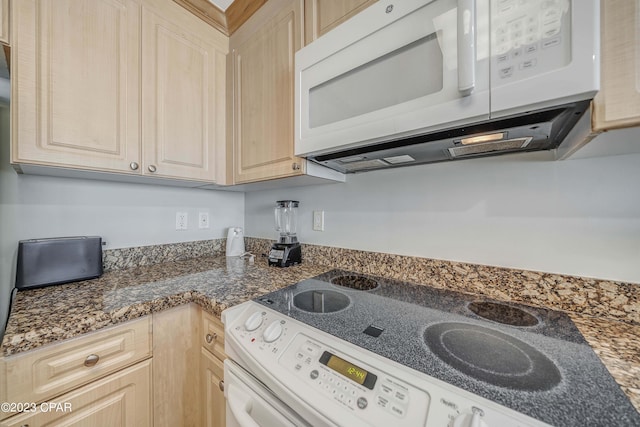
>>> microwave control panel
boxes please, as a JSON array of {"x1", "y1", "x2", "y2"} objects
[{"x1": 491, "y1": 0, "x2": 571, "y2": 85}]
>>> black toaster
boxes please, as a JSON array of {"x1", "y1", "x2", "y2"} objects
[{"x1": 15, "y1": 236, "x2": 103, "y2": 290}]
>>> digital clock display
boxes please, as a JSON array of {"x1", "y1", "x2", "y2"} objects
[{"x1": 319, "y1": 351, "x2": 377, "y2": 389}]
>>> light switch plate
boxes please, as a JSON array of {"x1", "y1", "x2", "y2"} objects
[
  {"x1": 199, "y1": 212, "x2": 210, "y2": 229},
  {"x1": 313, "y1": 210, "x2": 324, "y2": 231}
]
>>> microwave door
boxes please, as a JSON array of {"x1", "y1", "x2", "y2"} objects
[{"x1": 295, "y1": 0, "x2": 490, "y2": 157}]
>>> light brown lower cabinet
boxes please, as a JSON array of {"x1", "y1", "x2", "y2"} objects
[
  {"x1": 152, "y1": 304, "x2": 202, "y2": 427},
  {"x1": 0, "y1": 305, "x2": 228, "y2": 426},
  {"x1": 0, "y1": 360, "x2": 152, "y2": 427},
  {"x1": 0, "y1": 316, "x2": 152, "y2": 426},
  {"x1": 201, "y1": 348, "x2": 226, "y2": 427},
  {"x1": 201, "y1": 309, "x2": 227, "y2": 427},
  {"x1": 152, "y1": 304, "x2": 227, "y2": 427}
]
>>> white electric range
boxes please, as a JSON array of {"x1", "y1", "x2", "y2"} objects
[{"x1": 222, "y1": 270, "x2": 639, "y2": 427}]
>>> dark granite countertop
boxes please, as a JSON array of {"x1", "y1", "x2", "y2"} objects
[
  {"x1": 2, "y1": 255, "x2": 638, "y2": 415},
  {"x1": 1, "y1": 256, "x2": 329, "y2": 356}
]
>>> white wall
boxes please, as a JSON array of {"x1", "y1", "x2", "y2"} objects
[
  {"x1": 0, "y1": 106, "x2": 245, "y2": 337},
  {"x1": 245, "y1": 133, "x2": 640, "y2": 284}
]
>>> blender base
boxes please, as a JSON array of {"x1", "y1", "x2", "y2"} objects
[{"x1": 268, "y1": 242, "x2": 302, "y2": 267}]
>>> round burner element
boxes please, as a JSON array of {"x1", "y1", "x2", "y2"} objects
[
  {"x1": 468, "y1": 301, "x2": 539, "y2": 327},
  {"x1": 331, "y1": 275, "x2": 379, "y2": 291},
  {"x1": 424, "y1": 322, "x2": 560, "y2": 391},
  {"x1": 293, "y1": 290, "x2": 350, "y2": 313}
]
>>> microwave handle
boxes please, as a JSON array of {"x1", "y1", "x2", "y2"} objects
[{"x1": 457, "y1": 0, "x2": 476, "y2": 96}]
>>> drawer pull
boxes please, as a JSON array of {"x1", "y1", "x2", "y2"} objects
[
  {"x1": 206, "y1": 333, "x2": 217, "y2": 344},
  {"x1": 218, "y1": 380, "x2": 224, "y2": 392},
  {"x1": 84, "y1": 354, "x2": 100, "y2": 367}
]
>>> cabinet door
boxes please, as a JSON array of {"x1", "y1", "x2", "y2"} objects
[
  {"x1": 592, "y1": 0, "x2": 640, "y2": 131},
  {"x1": 1, "y1": 317, "x2": 151, "y2": 405},
  {"x1": 1, "y1": 0, "x2": 8, "y2": 45},
  {"x1": 201, "y1": 348, "x2": 226, "y2": 427},
  {"x1": 142, "y1": 0, "x2": 227, "y2": 182},
  {"x1": 0, "y1": 360, "x2": 152, "y2": 427},
  {"x1": 152, "y1": 304, "x2": 201, "y2": 427},
  {"x1": 230, "y1": 0, "x2": 306, "y2": 184},
  {"x1": 11, "y1": 0, "x2": 141, "y2": 173},
  {"x1": 304, "y1": 0, "x2": 377, "y2": 44}
]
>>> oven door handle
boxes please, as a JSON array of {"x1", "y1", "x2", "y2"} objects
[{"x1": 227, "y1": 383, "x2": 262, "y2": 427}]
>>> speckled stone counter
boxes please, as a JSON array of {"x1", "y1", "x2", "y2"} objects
[
  {"x1": 3, "y1": 244, "x2": 639, "y2": 415},
  {"x1": 246, "y1": 238, "x2": 640, "y2": 325},
  {"x1": 2, "y1": 256, "x2": 328, "y2": 356}
]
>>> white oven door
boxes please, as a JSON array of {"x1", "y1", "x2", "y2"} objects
[
  {"x1": 225, "y1": 360, "x2": 312, "y2": 427},
  {"x1": 296, "y1": 0, "x2": 490, "y2": 156}
]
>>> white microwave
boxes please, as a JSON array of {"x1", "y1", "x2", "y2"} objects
[{"x1": 295, "y1": 0, "x2": 599, "y2": 169}]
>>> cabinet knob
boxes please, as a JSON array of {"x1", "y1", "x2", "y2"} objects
[
  {"x1": 130, "y1": 162, "x2": 139, "y2": 170},
  {"x1": 84, "y1": 354, "x2": 100, "y2": 367},
  {"x1": 292, "y1": 162, "x2": 301, "y2": 171},
  {"x1": 148, "y1": 164, "x2": 157, "y2": 173},
  {"x1": 218, "y1": 380, "x2": 225, "y2": 392},
  {"x1": 206, "y1": 333, "x2": 217, "y2": 344}
]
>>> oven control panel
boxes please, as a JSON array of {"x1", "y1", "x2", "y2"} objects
[
  {"x1": 279, "y1": 333, "x2": 431, "y2": 426},
  {"x1": 224, "y1": 302, "x2": 552, "y2": 427}
]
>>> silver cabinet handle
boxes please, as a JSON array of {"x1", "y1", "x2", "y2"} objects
[
  {"x1": 130, "y1": 162, "x2": 139, "y2": 170},
  {"x1": 218, "y1": 380, "x2": 224, "y2": 392},
  {"x1": 206, "y1": 333, "x2": 217, "y2": 344},
  {"x1": 292, "y1": 162, "x2": 301, "y2": 171},
  {"x1": 84, "y1": 354, "x2": 100, "y2": 367},
  {"x1": 457, "y1": 0, "x2": 476, "y2": 95},
  {"x1": 148, "y1": 165, "x2": 157, "y2": 173}
]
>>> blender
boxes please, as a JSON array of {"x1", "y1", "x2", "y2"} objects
[{"x1": 268, "y1": 200, "x2": 302, "y2": 267}]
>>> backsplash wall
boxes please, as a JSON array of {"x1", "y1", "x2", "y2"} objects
[{"x1": 245, "y1": 146, "x2": 640, "y2": 284}]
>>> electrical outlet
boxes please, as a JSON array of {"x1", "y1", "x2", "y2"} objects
[
  {"x1": 199, "y1": 212, "x2": 210, "y2": 229},
  {"x1": 313, "y1": 210, "x2": 324, "y2": 231},
  {"x1": 176, "y1": 212, "x2": 188, "y2": 230}
]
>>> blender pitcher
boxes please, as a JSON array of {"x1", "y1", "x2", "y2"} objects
[
  {"x1": 275, "y1": 200, "x2": 299, "y2": 244},
  {"x1": 269, "y1": 200, "x2": 302, "y2": 267}
]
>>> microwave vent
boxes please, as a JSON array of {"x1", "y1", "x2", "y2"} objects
[
  {"x1": 338, "y1": 159, "x2": 389, "y2": 171},
  {"x1": 448, "y1": 137, "x2": 532, "y2": 158}
]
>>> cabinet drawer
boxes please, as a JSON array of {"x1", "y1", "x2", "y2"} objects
[
  {"x1": 202, "y1": 311, "x2": 225, "y2": 361},
  {"x1": 0, "y1": 360, "x2": 152, "y2": 427},
  {"x1": 1, "y1": 316, "x2": 151, "y2": 405}
]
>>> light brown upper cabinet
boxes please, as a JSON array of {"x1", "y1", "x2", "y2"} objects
[
  {"x1": 1, "y1": 0, "x2": 9, "y2": 45},
  {"x1": 592, "y1": 0, "x2": 640, "y2": 131},
  {"x1": 11, "y1": 0, "x2": 227, "y2": 183},
  {"x1": 304, "y1": 0, "x2": 377, "y2": 44},
  {"x1": 229, "y1": 0, "x2": 306, "y2": 184},
  {"x1": 142, "y1": 0, "x2": 227, "y2": 182},
  {"x1": 11, "y1": 0, "x2": 141, "y2": 174}
]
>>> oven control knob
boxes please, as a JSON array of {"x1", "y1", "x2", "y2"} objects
[
  {"x1": 262, "y1": 321, "x2": 283, "y2": 343},
  {"x1": 244, "y1": 312, "x2": 264, "y2": 331},
  {"x1": 452, "y1": 411, "x2": 488, "y2": 427}
]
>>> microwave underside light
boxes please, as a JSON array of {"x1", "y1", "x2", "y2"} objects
[{"x1": 448, "y1": 137, "x2": 532, "y2": 158}]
